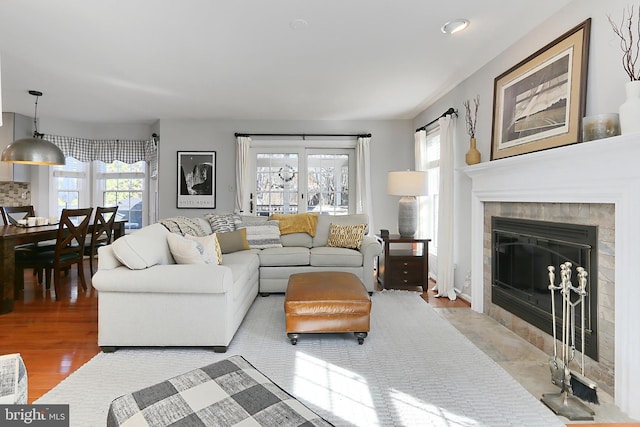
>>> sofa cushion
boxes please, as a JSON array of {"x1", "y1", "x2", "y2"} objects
[
  {"x1": 111, "y1": 223, "x2": 173, "y2": 270},
  {"x1": 313, "y1": 214, "x2": 369, "y2": 247},
  {"x1": 239, "y1": 220, "x2": 282, "y2": 249},
  {"x1": 327, "y1": 223, "x2": 367, "y2": 249},
  {"x1": 204, "y1": 213, "x2": 236, "y2": 233},
  {"x1": 310, "y1": 246, "x2": 363, "y2": 267},
  {"x1": 216, "y1": 229, "x2": 250, "y2": 254},
  {"x1": 167, "y1": 233, "x2": 218, "y2": 265},
  {"x1": 269, "y1": 212, "x2": 319, "y2": 236},
  {"x1": 259, "y1": 247, "x2": 310, "y2": 266},
  {"x1": 280, "y1": 232, "x2": 313, "y2": 248}
]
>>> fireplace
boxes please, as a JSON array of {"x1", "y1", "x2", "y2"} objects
[{"x1": 491, "y1": 216, "x2": 598, "y2": 359}]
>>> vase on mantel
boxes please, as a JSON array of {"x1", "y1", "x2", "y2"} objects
[
  {"x1": 465, "y1": 137, "x2": 481, "y2": 165},
  {"x1": 619, "y1": 80, "x2": 640, "y2": 135}
]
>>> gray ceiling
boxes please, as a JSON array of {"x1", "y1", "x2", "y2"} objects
[{"x1": 0, "y1": 0, "x2": 574, "y2": 124}]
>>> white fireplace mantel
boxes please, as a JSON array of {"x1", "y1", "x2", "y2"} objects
[{"x1": 462, "y1": 133, "x2": 640, "y2": 419}]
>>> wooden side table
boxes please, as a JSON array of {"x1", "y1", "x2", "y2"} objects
[{"x1": 377, "y1": 234, "x2": 430, "y2": 292}]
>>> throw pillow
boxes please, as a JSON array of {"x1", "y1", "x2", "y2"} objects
[
  {"x1": 167, "y1": 233, "x2": 217, "y2": 265},
  {"x1": 238, "y1": 220, "x2": 282, "y2": 249},
  {"x1": 327, "y1": 223, "x2": 367, "y2": 249},
  {"x1": 111, "y1": 223, "x2": 173, "y2": 270},
  {"x1": 216, "y1": 228, "x2": 250, "y2": 254},
  {"x1": 185, "y1": 233, "x2": 223, "y2": 265},
  {"x1": 269, "y1": 212, "x2": 319, "y2": 236},
  {"x1": 204, "y1": 213, "x2": 236, "y2": 233}
]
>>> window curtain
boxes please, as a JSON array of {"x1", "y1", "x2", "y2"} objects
[
  {"x1": 414, "y1": 130, "x2": 427, "y2": 236},
  {"x1": 235, "y1": 136, "x2": 252, "y2": 214},
  {"x1": 44, "y1": 134, "x2": 157, "y2": 171},
  {"x1": 356, "y1": 136, "x2": 374, "y2": 235},
  {"x1": 434, "y1": 116, "x2": 456, "y2": 300}
]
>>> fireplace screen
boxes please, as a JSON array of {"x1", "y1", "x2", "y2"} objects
[{"x1": 491, "y1": 217, "x2": 598, "y2": 359}]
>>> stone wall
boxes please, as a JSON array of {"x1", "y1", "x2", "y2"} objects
[
  {"x1": 0, "y1": 182, "x2": 31, "y2": 211},
  {"x1": 484, "y1": 202, "x2": 615, "y2": 395}
]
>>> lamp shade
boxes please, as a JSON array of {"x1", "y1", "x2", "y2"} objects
[
  {"x1": 1, "y1": 137, "x2": 66, "y2": 165},
  {"x1": 387, "y1": 171, "x2": 428, "y2": 196}
]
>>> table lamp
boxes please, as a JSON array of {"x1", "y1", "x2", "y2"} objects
[{"x1": 387, "y1": 170, "x2": 428, "y2": 237}]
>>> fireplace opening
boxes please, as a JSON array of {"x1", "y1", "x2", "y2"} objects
[{"x1": 491, "y1": 217, "x2": 598, "y2": 360}]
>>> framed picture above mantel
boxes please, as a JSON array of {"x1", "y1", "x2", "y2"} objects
[
  {"x1": 491, "y1": 19, "x2": 591, "y2": 161},
  {"x1": 177, "y1": 151, "x2": 216, "y2": 209}
]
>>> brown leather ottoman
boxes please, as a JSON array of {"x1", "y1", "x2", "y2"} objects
[{"x1": 284, "y1": 271, "x2": 371, "y2": 345}]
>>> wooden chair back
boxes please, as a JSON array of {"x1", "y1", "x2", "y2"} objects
[
  {"x1": 54, "y1": 208, "x2": 93, "y2": 266},
  {"x1": 86, "y1": 206, "x2": 118, "y2": 275},
  {"x1": 1, "y1": 206, "x2": 35, "y2": 225}
]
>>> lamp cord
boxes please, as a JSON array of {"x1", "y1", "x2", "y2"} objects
[{"x1": 32, "y1": 94, "x2": 42, "y2": 138}]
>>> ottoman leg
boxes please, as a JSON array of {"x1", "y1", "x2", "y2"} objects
[
  {"x1": 355, "y1": 332, "x2": 368, "y2": 345},
  {"x1": 287, "y1": 333, "x2": 299, "y2": 345}
]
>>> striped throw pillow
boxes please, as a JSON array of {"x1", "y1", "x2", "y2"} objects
[
  {"x1": 239, "y1": 220, "x2": 282, "y2": 249},
  {"x1": 327, "y1": 223, "x2": 367, "y2": 249}
]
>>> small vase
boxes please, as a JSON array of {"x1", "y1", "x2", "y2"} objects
[
  {"x1": 619, "y1": 80, "x2": 640, "y2": 135},
  {"x1": 465, "y1": 137, "x2": 481, "y2": 165}
]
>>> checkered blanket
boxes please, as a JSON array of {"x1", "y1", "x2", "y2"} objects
[{"x1": 107, "y1": 355, "x2": 333, "y2": 426}]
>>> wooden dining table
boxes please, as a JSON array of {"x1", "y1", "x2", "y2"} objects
[{"x1": 0, "y1": 219, "x2": 126, "y2": 314}]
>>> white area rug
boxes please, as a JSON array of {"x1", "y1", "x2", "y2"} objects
[{"x1": 36, "y1": 291, "x2": 563, "y2": 426}]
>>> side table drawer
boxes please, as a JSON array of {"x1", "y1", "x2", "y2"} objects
[{"x1": 389, "y1": 258, "x2": 424, "y2": 286}]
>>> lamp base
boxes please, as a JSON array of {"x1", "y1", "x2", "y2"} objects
[{"x1": 398, "y1": 196, "x2": 418, "y2": 237}]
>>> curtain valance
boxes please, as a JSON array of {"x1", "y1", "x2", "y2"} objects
[{"x1": 43, "y1": 134, "x2": 157, "y2": 165}]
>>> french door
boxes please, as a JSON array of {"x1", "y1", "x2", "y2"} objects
[{"x1": 249, "y1": 145, "x2": 354, "y2": 216}]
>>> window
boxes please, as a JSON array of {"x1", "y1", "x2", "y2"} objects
[
  {"x1": 250, "y1": 142, "x2": 354, "y2": 217},
  {"x1": 52, "y1": 157, "x2": 88, "y2": 215},
  {"x1": 96, "y1": 161, "x2": 146, "y2": 230},
  {"x1": 420, "y1": 129, "x2": 440, "y2": 255},
  {"x1": 51, "y1": 159, "x2": 147, "y2": 230}
]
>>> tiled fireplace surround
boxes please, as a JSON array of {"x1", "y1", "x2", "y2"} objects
[{"x1": 463, "y1": 133, "x2": 640, "y2": 419}]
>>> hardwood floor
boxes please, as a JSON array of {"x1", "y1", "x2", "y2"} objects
[{"x1": 0, "y1": 261, "x2": 100, "y2": 403}]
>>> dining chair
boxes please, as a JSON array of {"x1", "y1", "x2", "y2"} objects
[
  {"x1": 2, "y1": 205, "x2": 46, "y2": 284},
  {"x1": 15, "y1": 208, "x2": 93, "y2": 299},
  {"x1": 84, "y1": 206, "x2": 118, "y2": 276},
  {"x1": 1, "y1": 205, "x2": 35, "y2": 225}
]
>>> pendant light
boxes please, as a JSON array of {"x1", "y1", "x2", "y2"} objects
[{"x1": 1, "y1": 90, "x2": 65, "y2": 165}]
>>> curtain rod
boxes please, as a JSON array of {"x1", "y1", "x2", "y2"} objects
[
  {"x1": 415, "y1": 107, "x2": 458, "y2": 132},
  {"x1": 234, "y1": 132, "x2": 371, "y2": 139}
]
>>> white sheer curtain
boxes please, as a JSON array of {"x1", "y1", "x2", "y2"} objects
[
  {"x1": 414, "y1": 130, "x2": 427, "y2": 236},
  {"x1": 235, "y1": 136, "x2": 251, "y2": 214},
  {"x1": 435, "y1": 116, "x2": 456, "y2": 300},
  {"x1": 356, "y1": 136, "x2": 374, "y2": 235}
]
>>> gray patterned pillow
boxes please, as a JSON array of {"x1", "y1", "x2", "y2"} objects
[{"x1": 204, "y1": 213, "x2": 236, "y2": 233}]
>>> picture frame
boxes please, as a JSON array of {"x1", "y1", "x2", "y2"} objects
[
  {"x1": 177, "y1": 151, "x2": 216, "y2": 209},
  {"x1": 491, "y1": 19, "x2": 591, "y2": 160}
]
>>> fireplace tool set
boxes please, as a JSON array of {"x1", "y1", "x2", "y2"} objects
[{"x1": 541, "y1": 262, "x2": 599, "y2": 420}]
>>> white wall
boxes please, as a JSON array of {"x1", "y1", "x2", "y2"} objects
[
  {"x1": 412, "y1": 0, "x2": 629, "y2": 297},
  {"x1": 158, "y1": 119, "x2": 413, "y2": 231}
]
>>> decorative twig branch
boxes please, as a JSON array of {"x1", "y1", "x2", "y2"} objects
[
  {"x1": 463, "y1": 95, "x2": 480, "y2": 138},
  {"x1": 608, "y1": 5, "x2": 640, "y2": 81}
]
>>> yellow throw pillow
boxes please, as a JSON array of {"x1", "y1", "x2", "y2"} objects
[
  {"x1": 327, "y1": 223, "x2": 367, "y2": 249},
  {"x1": 269, "y1": 212, "x2": 319, "y2": 236}
]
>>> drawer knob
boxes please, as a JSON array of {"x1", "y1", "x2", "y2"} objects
[
  {"x1": 403, "y1": 262, "x2": 408, "y2": 266},
  {"x1": 403, "y1": 270, "x2": 409, "y2": 274},
  {"x1": 403, "y1": 279, "x2": 408, "y2": 283}
]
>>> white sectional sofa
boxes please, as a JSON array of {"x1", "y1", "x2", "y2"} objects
[{"x1": 92, "y1": 214, "x2": 381, "y2": 353}]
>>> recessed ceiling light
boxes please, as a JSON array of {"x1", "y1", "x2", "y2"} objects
[
  {"x1": 441, "y1": 19, "x2": 470, "y2": 35},
  {"x1": 289, "y1": 19, "x2": 309, "y2": 30}
]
